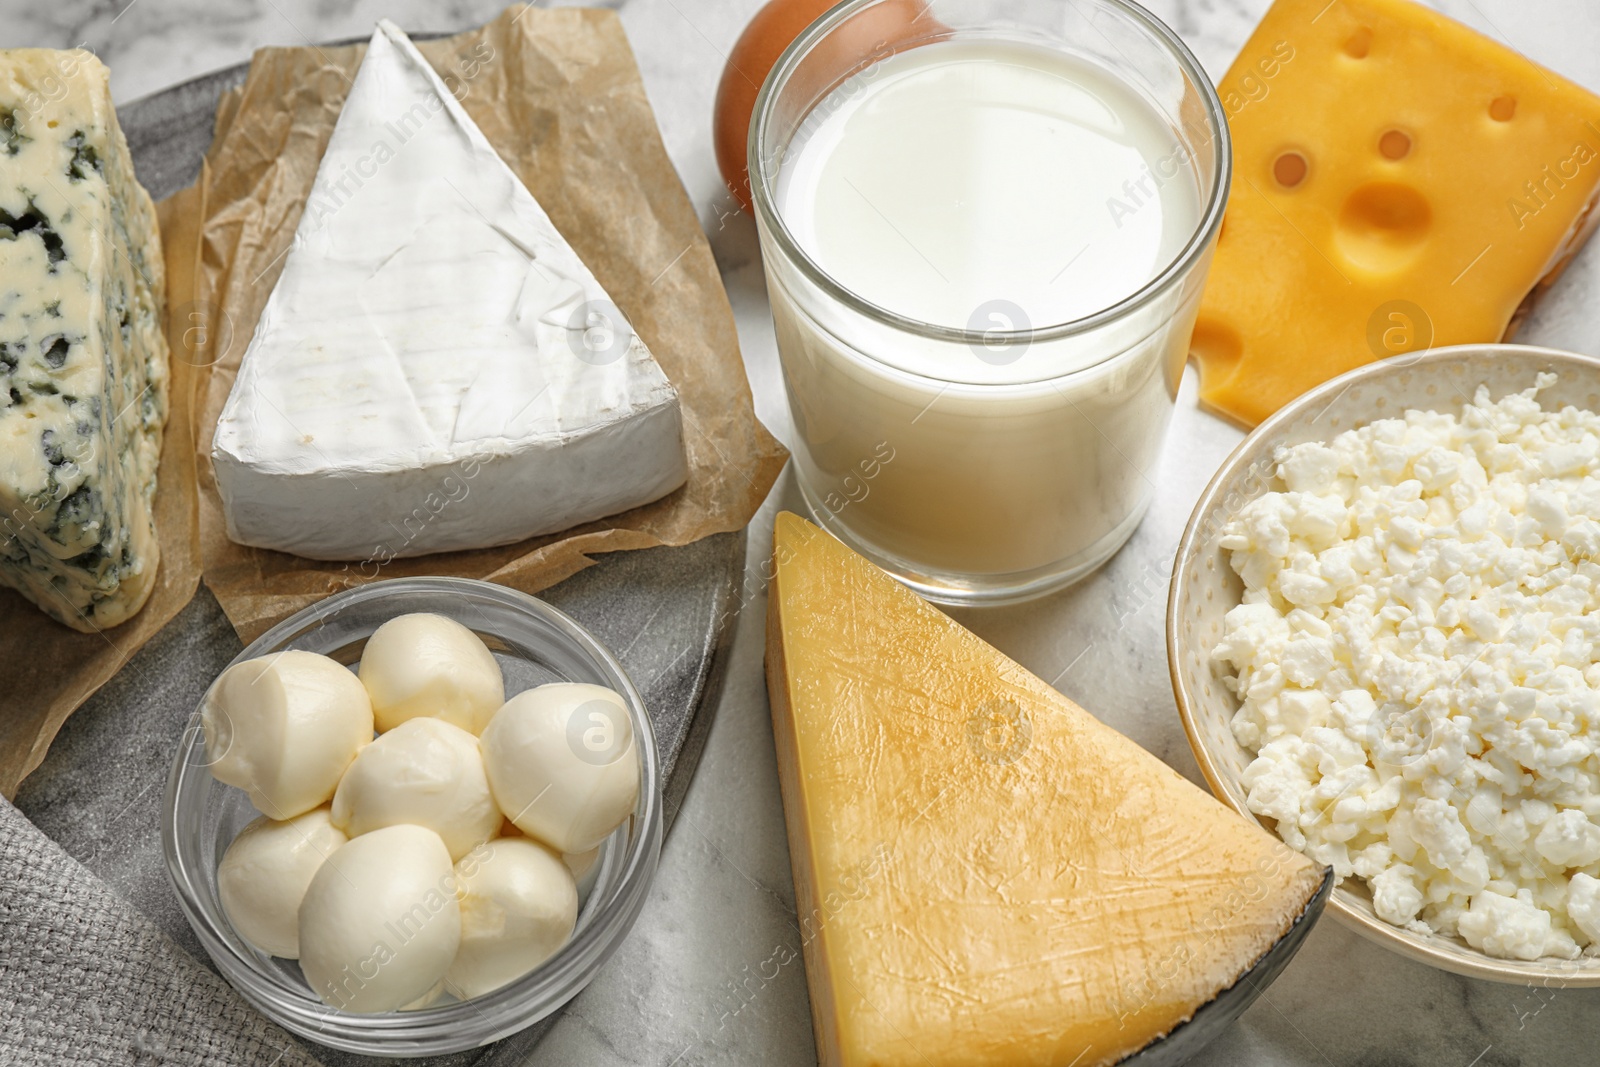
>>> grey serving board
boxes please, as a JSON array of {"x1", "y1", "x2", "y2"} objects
[{"x1": 13, "y1": 49, "x2": 746, "y2": 1067}]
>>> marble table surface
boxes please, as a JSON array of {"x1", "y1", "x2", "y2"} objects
[{"x1": 12, "y1": 0, "x2": 1600, "y2": 1064}]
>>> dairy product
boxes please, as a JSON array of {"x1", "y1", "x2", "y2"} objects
[
  {"x1": 298, "y1": 824, "x2": 461, "y2": 1012},
  {"x1": 201, "y1": 609, "x2": 646, "y2": 1006},
  {"x1": 777, "y1": 39, "x2": 1198, "y2": 345},
  {"x1": 330, "y1": 717, "x2": 500, "y2": 861},
  {"x1": 563, "y1": 845, "x2": 600, "y2": 894},
  {"x1": 1194, "y1": 0, "x2": 1600, "y2": 425},
  {"x1": 202, "y1": 651, "x2": 374, "y2": 819},
  {"x1": 444, "y1": 837, "x2": 578, "y2": 1000},
  {"x1": 480, "y1": 683, "x2": 639, "y2": 854},
  {"x1": 210, "y1": 21, "x2": 687, "y2": 561},
  {"x1": 218, "y1": 808, "x2": 346, "y2": 959},
  {"x1": 359, "y1": 613, "x2": 504, "y2": 734},
  {"x1": 1215, "y1": 377, "x2": 1600, "y2": 959},
  {"x1": 0, "y1": 48, "x2": 169, "y2": 630},
  {"x1": 768, "y1": 512, "x2": 1328, "y2": 1065},
  {"x1": 763, "y1": 37, "x2": 1211, "y2": 588}
]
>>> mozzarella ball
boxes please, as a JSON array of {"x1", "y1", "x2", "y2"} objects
[
  {"x1": 298, "y1": 825, "x2": 460, "y2": 1013},
  {"x1": 359, "y1": 613, "x2": 504, "y2": 734},
  {"x1": 331, "y1": 718, "x2": 500, "y2": 861},
  {"x1": 445, "y1": 838, "x2": 578, "y2": 1001},
  {"x1": 202, "y1": 651, "x2": 373, "y2": 819},
  {"x1": 218, "y1": 808, "x2": 346, "y2": 959},
  {"x1": 480, "y1": 683, "x2": 640, "y2": 854},
  {"x1": 564, "y1": 845, "x2": 600, "y2": 894}
]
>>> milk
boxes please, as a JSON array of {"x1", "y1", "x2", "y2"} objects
[
  {"x1": 757, "y1": 35, "x2": 1221, "y2": 600},
  {"x1": 778, "y1": 40, "x2": 1199, "y2": 366}
]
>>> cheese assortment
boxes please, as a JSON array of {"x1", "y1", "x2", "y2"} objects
[
  {"x1": 210, "y1": 21, "x2": 688, "y2": 562},
  {"x1": 202, "y1": 611, "x2": 637, "y2": 1013},
  {"x1": 11, "y1": 0, "x2": 1600, "y2": 1054},
  {"x1": 1193, "y1": 0, "x2": 1600, "y2": 426},
  {"x1": 0, "y1": 48, "x2": 169, "y2": 631},
  {"x1": 766, "y1": 513, "x2": 1330, "y2": 1066}
]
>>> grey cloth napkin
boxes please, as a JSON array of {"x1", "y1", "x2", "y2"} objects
[{"x1": 0, "y1": 794, "x2": 325, "y2": 1067}]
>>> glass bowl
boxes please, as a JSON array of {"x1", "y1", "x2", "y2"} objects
[{"x1": 162, "y1": 577, "x2": 664, "y2": 1056}]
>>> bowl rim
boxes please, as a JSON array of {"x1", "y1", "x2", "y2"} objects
[
  {"x1": 1167, "y1": 342, "x2": 1600, "y2": 986},
  {"x1": 161, "y1": 575, "x2": 665, "y2": 1054}
]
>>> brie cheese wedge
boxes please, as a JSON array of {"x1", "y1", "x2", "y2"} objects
[{"x1": 212, "y1": 21, "x2": 687, "y2": 561}]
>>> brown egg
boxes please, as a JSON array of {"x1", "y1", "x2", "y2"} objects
[{"x1": 713, "y1": 0, "x2": 940, "y2": 213}]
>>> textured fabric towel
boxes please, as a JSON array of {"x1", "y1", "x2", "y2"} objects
[{"x1": 0, "y1": 795, "x2": 324, "y2": 1067}]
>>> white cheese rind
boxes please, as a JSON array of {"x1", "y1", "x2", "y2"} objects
[
  {"x1": 211, "y1": 22, "x2": 687, "y2": 562},
  {"x1": 0, "y1": 49, "x2": 168, "y2": 630}
]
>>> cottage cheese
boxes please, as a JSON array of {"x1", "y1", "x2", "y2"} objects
[{"x1": 1213, "y1": 375, "x2": 1600, "y2": 961}]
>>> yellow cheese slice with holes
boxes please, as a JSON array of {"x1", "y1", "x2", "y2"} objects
[
  {"x1": 765, "y1": 512, "x2": 1329, "y2": 1067},
  {"x1": 1193, "y1": 0, "x2": 1600, "y2": 427}
]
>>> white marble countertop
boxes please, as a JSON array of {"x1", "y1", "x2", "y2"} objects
[{"x1": 14, "y1": 0, "x2": 1600, "y2": 1063}]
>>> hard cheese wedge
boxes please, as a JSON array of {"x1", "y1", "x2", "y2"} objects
[
  {"x1": 1194, "y1": 0, "x2": 1600, "y2": 426},
  {"x1": 212, "y1": 22, "x2": 688, "y2": 561},
  {"x1": 0, "y1": 49, "x2": 169, "y2": 631},
  {"x1": 767, "y1": 512, "x2": 1329, "y2": 1067}
]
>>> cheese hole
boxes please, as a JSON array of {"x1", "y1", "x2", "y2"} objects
[
  {"x1": 1378, "y1": 130, "x2": 1411, "y2": 160},
  {"x1": 1335, "y1": 182, "x2": 1432, "y2": 273},
  {"x1": 1272, "y1": 151, "x2": 1308, "y2": 188},
  {"x1": 1489, "y1": 96, "x2": 1517, "y2": 122},
  {"x1": 1189, "y1": 319, "x2": 1243, "y2": 370},
  {"x1": 1343, "y1": 27, "x2": 1374, "y2": 59}
]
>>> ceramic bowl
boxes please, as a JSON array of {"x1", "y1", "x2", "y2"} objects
[{"x1": 1169, "y1": 343, "x2": 1600, "y2": 986}]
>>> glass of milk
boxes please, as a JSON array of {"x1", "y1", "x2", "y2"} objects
[{"x1": 750, "y1": 0, "x2": 1229, "y2": 604}]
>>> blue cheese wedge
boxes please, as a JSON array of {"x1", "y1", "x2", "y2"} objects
[
  {"x1": 0, "y1": 49, "x2": 169, "y2": 631},
  {"x1": 211, "y1": 22, "x2": 688, "y2": 562}
]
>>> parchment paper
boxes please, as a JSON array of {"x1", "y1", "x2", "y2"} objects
[
  {"x1": 192, "y1": 5, "x2": 784, "y2": 643},
  {"x1": 0, "y1": 5, "x2": 786, "y2": 797}
]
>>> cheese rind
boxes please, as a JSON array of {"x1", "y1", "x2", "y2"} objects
[
  {"x1": 211, "y1": 22, "x2": 687, "y2": 561},
  {"x1": 766, "y1": 512, "x2": 1327, "y2": 1067},
  {"x1": 1193, "y1": 0, "x2": 1600, "y2": 426},
  {"x1": 0, "y1": 49, "x2": 169, "y2": 630}
]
